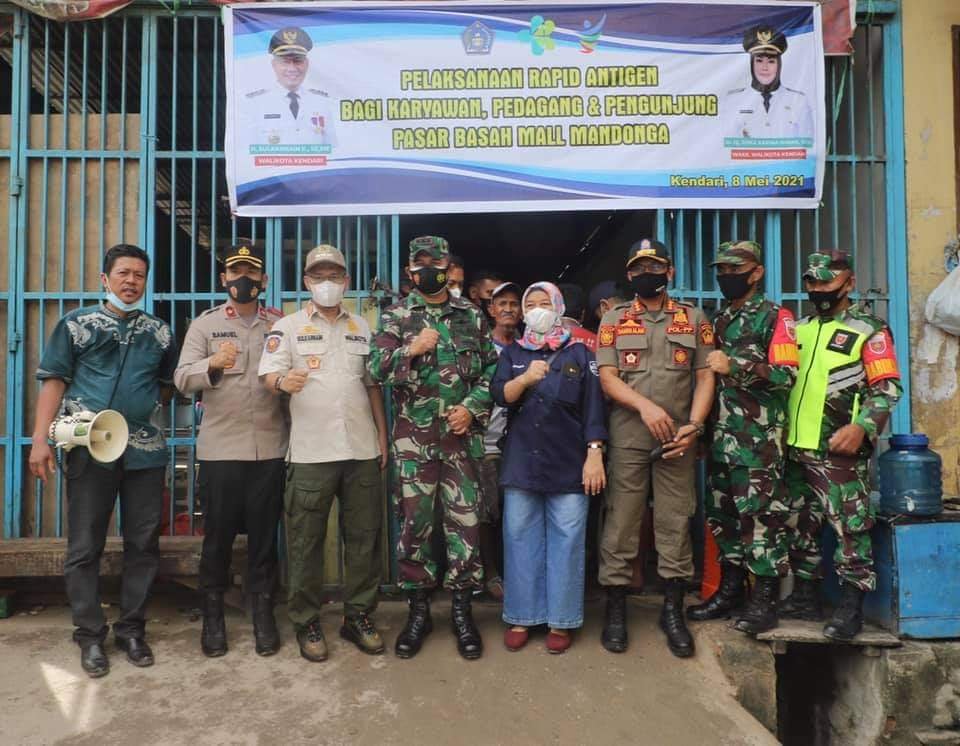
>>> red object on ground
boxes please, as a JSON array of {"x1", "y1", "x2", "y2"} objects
[
  {"x1": 504, "y1": 627, "x2": 529, "y2": 651},
  {"x1": 701, "y1": 526, "x2": 721, "y2": 600},
  {"x1": 546, "y1": 630, "x2": 572, "y2": 654}
]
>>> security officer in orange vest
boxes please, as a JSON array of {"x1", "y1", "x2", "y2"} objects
[
  {"x1": 174, "y1": 243, "x2": 288, "y2": 657},
  {"x1": 596, "y1": 239, "x2": 716, "y2": 658}
]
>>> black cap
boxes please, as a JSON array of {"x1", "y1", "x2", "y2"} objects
[
  {"x1": 268, "y1": 27, "x2": 313, "y2": 57},
  {"x1": 588, "y1": 280, "x2": 621, "y2": 315},
  {"x1": 626, "y1": 238, "x2": 671, "y2": 268},
  {"x1": 221, "y1": 242, "x2": 265, "y2": 270},
  {"x1": 743, "y1": 26, "x2": 787, "y2": 56}
]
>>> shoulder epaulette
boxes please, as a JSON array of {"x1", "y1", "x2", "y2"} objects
[
  {"x1": 783, "y1": 86, "x2": 805, "y2": 96},
  {"x1": 265, "y1": 306, "x2": 284, "y2": 318},
  {"x1": 245, "y1": 88, "x2": 267, "y2": 98},
  {"x1": 307, "y1": 88, "x2": 330, "y2": 97},
  {"x1": 727, "y1": 87, "x2": 746, "y2": 95},
  {"x1": 198, "y1": 305, "x2": 219, "y2": 318}
]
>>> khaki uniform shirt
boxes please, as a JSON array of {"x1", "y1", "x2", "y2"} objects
[
  {"x1": 596, "y1": 297, "x2": 714, "y2": 450},
  {"x1": 258, "y1": 303, "x2": 380, "y2": 464},
  {"x1": 174, "y1": 303, "x2": 289, "y2": 461}
]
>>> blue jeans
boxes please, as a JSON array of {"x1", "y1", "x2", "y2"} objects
[{"x1": 502, "y1": 488, "x2": 588, "y2": 629}]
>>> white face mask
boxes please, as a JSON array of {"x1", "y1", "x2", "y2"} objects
[
  {"x1": 449, "y1": 287, "x2": 462, "y2": 299},
  {"x1": 524, "y1": 307, "x2": 558, "y2": 334},
  {"x1": 311, "y1": 280, "x2": 344, "y2": 308}
]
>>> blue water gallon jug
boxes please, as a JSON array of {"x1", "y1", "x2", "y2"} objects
[{"x1": 878, "y1": 434, "x2": 943, "y2": 516}]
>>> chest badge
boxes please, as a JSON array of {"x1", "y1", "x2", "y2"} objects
[
  {"x1": 673, "y1": 348, "x2": 690, "y2": 366},
  {"x1": 307, "y1": 356, "x2": 320, "y2": 370},
  {"x1": 563, "y1": 362, "x2": 581, "y2": 378},
  {"x1": 827, "y1": 330, "x2": 858, "y2": 355},
  {"x1": 625, "y1": 352, "x2": 639, "y2": 365},
  {"x1": 617, "y1": 319, "x2": 646, "y2": 336}
]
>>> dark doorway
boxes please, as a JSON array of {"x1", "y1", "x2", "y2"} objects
[{"x1": 401, "y1": 209, "x2": 655, "y2": 300}]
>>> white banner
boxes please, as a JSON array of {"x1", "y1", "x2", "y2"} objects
[{"x1": 224, "y1": 0, "x2": 825, "y2": 216}]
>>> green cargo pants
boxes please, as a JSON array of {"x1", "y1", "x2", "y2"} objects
[{"x1": 284, "y1": 459, "x2": 382, "y2": 629}]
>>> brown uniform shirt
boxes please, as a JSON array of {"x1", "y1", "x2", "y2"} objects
[
  {"x1": 174, "y1": 303, "x2": 289, "y2": 461},
  {"x1": 596, "y1": 297, "x2": 714, "y2": 450}
]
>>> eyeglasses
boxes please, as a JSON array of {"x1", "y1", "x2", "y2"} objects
[
  {"x1": 306, "y1": 272, "x2": 346, "y2": 283},
  {"x1": 631, "y1": 261, "x2": 669, "y2": 274}
]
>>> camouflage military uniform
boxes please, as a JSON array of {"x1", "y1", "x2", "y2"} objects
[
  {"x1": 709, "y1": 292, "x2": 798, "y2": 578},
  {"x1": 783, "y1": 258, "x2": 902, "y2": 592},
  {"x1": 368, "y1": 287, "x2": 497, "y2": 591}
]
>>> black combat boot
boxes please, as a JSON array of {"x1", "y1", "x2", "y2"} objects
[
  {"x1": 252, "y1": 592, "x2": 280, "y2": 656},
  {"x1": 601, "y1": 586, "x2": 628, "y2": 653},
  {"x1": 200, "y1": 591, "x2": 227, "y2": 657},
  {"x1": 395, "y1": 589, "x2": 433, "y2": 659},
  {"x1": 686, "y1": 563, "x2": 746, "y2": 622},
  {"x1": 779, "y1": 577, "x2": 824, "y2": 621},
  {"x1": 451, "y1": 589, "x2": 483, "y2": 660},
  {"x1": 659, "y1": 579, "x2": 695, "y2": 658},
  {"x1": 823, "y1": 583, "x2": 866, "y2": 641},
  {"x1": 733, "y1": 576, "x2": 780, "y2": 635}
]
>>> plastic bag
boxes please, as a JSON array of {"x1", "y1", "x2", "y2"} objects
[{"x1": 925, "y1": 267, "x2": 960, "y2": 336}]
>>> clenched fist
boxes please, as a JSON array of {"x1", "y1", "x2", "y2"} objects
[
  {"x1": 409, "y1": 328, "x2": 440, "y2": 357},
  {"x1": 523, "y1": 359, "x2": 550, "y2": 387},
  {"x1": 210, "y1": 341, "x2": 238, "y2": 371},
  {"x1": 282, "y1": 368, "x2": 309, "y2": 394}
]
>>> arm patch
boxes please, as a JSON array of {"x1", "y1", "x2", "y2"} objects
[
  {"x1": 768, "y1": 307, "x2": 799, "y2": 366},
  {"x1": 862, "y1": 329, "x2": 900, "y2": 384}
]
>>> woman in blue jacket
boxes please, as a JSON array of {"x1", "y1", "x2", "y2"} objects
[{"x1": 491, "y1": 281, "x2": 607, "y2": 654}]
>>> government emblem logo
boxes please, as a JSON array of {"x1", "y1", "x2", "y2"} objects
[{"x1": 462, "y1": 21, "x2": 494, "y2": 55}]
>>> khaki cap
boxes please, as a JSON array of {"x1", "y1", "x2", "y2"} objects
[{"x1": 304, "y1": 244, "x2": 346, "y2": 272}]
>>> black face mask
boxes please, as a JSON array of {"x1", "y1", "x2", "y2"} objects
[
  {"x1": 631, "y1": 272, "x2": 668, "y2": 299},
  {"x1": 226, "y1": 276, "x2": 262, "y2": 304},
  {"x1": 808, "y1": 288, "x2": 847, "y2": 316},
  {"x1": 716, "y1": 271, "x2": 756, "y2": 301},
  {"x1": 411, "y1": 266, "x2": 448, "y2": 296}
]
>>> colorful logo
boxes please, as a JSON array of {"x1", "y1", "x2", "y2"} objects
[
  {"x1": 517, "y1": 16, "x2": 556, "y2": 55},
  {"x1": 462, "y1": 21, "x2": 494, "y2": 55},
  {"x1": 579, "y1": 14, "x2": 606, "y2": 53}
]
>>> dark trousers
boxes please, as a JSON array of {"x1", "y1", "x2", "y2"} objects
[
  {"x1": 64, "y1": 449, "x2": 164, "y2": 645},
  {"x1": 285, "y1": 459, "x2": 383, "y2": 628},
  {"x1": 198, "y1": 459, "x2": 285, "y2": 594}
]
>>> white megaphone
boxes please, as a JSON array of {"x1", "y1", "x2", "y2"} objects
[{"x1": 48, "y1": 410, "x2": 129, "y2": 464}]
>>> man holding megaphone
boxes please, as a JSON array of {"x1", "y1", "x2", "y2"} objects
[
  {"x1": 29, "y1": 244, "x2": 178, "y2": 678},
  {"x1": 174, "y1": 242, "x2": 288, "y2": 658}
]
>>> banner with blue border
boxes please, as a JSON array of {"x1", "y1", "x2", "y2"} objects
[{"x1": 224, "y1": 0, "x2": 824, "y2": 216}]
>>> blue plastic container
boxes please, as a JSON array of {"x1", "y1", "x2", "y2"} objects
[{"x1": 878, "y1": 434, "x2": 943, "y2": 516}]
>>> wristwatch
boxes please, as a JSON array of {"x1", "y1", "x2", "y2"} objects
[{"x1": 587, "y1": 442, "x2": 605, "y2": 451}]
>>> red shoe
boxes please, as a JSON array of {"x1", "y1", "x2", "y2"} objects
[
  {"x1": 504, "y1": 627, "x2": 529, "y2": 651},
  {"x1": 546, "y1": 630, "x2": 572, "y2": 654}
]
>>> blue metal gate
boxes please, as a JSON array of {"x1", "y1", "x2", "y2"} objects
[{"x1": 1, "y1": 1, "x2": 908, "y2": 539}]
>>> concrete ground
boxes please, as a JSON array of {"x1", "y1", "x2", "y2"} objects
[{"x1": 0, "y1": 591, "x2": 777, "y2": 746}]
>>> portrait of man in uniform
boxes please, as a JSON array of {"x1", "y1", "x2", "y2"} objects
[
  {"x1": 723, "y1": 25, "x2": 815, "y2": 143},
  {"x1": 241, "y1": 26, "x2": 338, "y2": 149}
]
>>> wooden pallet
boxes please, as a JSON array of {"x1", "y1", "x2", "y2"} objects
[{"x1": 756, "y1": 619, "x2": 901, "y2": 656}]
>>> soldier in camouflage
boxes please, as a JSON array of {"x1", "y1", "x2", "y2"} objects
[
  {"x1": 686, "y1": 241, "x2": 798, "y2": 634},
  {"x1": 780, "y1": 250, "x2": 902, "y2": 640},
  {"x1": 368, "y1": 236, "x2": 498, "y2": 660}
]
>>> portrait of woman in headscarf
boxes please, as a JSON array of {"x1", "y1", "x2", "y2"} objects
[{"x1": 491, "y1": 281, "x2": 608, "y2": 654}]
